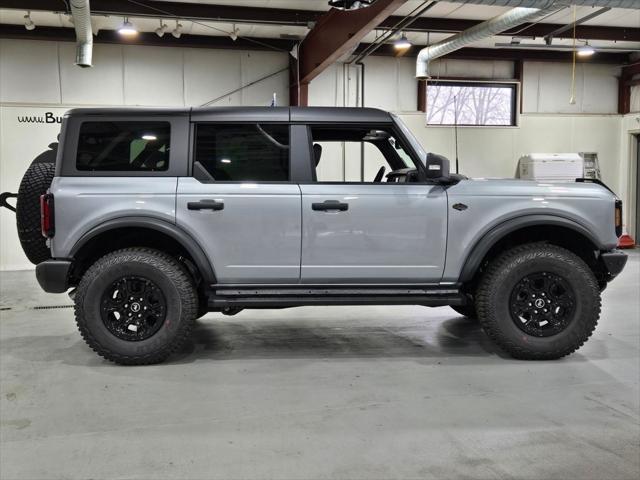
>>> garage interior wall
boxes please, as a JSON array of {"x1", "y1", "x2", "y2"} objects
[{"x1": 0, "y1": 38, "x2": 634, "y2": 270}]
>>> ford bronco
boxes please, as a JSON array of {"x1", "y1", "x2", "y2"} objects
[{"x1": 16, "y1": 106, "x2": 627, "y2": 364}]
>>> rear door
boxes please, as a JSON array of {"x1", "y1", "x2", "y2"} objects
[{"x1": 176, "y1": 121, "x2": 301, "y2": 284}]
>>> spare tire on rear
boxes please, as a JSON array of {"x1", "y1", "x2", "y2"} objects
[{"x1": 16, "y1": 146, "x2": 57, "y2": 264}]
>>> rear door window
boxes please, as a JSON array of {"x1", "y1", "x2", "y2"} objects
[
  {"x1": 76, "y1": 121, "x2": 170, "y2": 171},
  {"x1": 194, "y1": 124, "x2": 289, "y2": 181}
]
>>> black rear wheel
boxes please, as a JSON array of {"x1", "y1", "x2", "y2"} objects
[
  {"x1": 476, "y1": 243, "x2": 600, "y2": 360},
  {"x1": 75, "y1": 248, "x2": 198, "y2": 365}
]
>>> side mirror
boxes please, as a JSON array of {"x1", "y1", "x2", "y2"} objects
[{"x1": 425, "y1": 152, "x2": 450, "y2": 181}]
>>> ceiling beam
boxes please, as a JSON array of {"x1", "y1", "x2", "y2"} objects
[
  {"x1": 1, "y1": 23, "x2": 629, "y2": 65},
  {"x1": 0, "y1": 24, "x2": 295, "y2": 51},
  {"x1": 358, "y1": 43, "x2": 629, "y2": 64},
  {"x1": 297, "y1": 0, "x2": 406, "y2": 85},
  {"x1": 3, "y1": 0, "x2": 638, "y2": 42},
  {"x1": 381, "y1": 17, "x2": 640, "y2": 42}
]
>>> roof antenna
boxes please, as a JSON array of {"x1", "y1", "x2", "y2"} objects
[
  {"x1": 453, "y1": 94, "x2": 459, "y2": 174},
  {"x1": 270, "y1": 92, "x2": 277, "y2": 107}
]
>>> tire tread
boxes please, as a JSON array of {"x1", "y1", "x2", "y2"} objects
[
  {"x1": 74, "y1": 248, "x2": 198, "y2": 365},
  {"x1": 476, "y1": 243, "x2": 601, "y2": 360}
]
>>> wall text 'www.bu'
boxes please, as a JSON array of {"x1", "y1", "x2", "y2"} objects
[{"x1": 17, "y1": 112, "x2": 63, "y2": 124}]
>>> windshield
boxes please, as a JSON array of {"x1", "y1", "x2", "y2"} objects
[{"x1": 391, "y1": 114, "x2": 426, "y2": 166}]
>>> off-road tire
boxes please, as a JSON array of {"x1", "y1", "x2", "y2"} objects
[
  {"x1": 16, "y1": 160, "x2": 55, "y2": 264},
  {"x1": 476, "y1": 243, "x2": 600, "y2": 360},
  {"x1": 74, "y1": 248, "x2": 198, "y2": 365},
  {"x1": 451, "y1": 304, "x2": 477, "y2": 319}
]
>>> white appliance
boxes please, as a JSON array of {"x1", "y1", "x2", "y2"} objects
[{"x1": 518, "y1": 153, "x2": 584, "y2": 183}]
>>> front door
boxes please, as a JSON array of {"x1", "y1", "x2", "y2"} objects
[
  {"x1": 176, "y1": 122, "x2": 301, "y2": 283},
  {"x1": 300, "y1": 124, "x2": 447, "y2": 283}
]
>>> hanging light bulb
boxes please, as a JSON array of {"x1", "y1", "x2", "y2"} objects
[
  {"x1": 393, "y1": 32, "x2": 411, "y2": 50},
  {"x1": 24, "y1": 11, "x2": 36, "y2": 31},
  {"x1": 172, "y1": 20, "x2": 183, "y2": 39},
  {"x1": 577, "y1": 42, "x2": 595, "y2": 57},
  {"x1": 118, "y1": 17, "x2": 137, "y2": 36}
]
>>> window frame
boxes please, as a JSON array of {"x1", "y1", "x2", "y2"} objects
[
  {"x1": 302, "y1": 122, "x2": 428, "y2": 185},
  {"x1": 75, "y1": 120, "x2": 172, "y2": 173},
  {"x1": 424, "y1": 79, "x2": 519, "y2": 128},
  {"x1": 190, "y1": 122, "x2": 294, "y2": 184},
  {"x1": 60, "y1": 115, "x2": 189, "y2": 177}
]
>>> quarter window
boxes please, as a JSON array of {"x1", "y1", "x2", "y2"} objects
[
  {"x1": 76, "y1": 121, "x2": 170, "y2": 171},
  {"x1": 194, "y1": 124, "x2": 289, "y2": 181}
]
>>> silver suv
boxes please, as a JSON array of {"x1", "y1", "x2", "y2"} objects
[{"x1": 18, "y1": 106, "x2": 627, "y2": 364}]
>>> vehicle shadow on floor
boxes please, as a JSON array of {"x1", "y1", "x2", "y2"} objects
[{"x1": 167, "y1": 315, "x2": 507, "y2": 364}]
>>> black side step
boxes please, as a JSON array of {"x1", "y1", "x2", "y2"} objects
[{"x1": 208, "y1": 284, "x2": 465, "y2": 308}]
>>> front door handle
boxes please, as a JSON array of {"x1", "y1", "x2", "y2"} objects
[
  {"x1": 188, "y1": 199, "x2": 224, "y2": 211},
  {"x1": 312, "y1": 200, "x2": 348, "y2": 212}
]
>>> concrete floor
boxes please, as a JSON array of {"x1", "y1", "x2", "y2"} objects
[{"x1": 1, "y1": 252, "x2": 638, "y2": 480}]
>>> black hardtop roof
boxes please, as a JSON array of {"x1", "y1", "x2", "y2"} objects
[{"x1": 64, "y1": 106, "x2": 394, "y2": 123}]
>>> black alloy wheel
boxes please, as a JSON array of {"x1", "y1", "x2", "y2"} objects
[
  {"x1": 101, "y1": 276, "x2": 167, "y2": 341},
  {"x1": 509, "y1": 272, "x2": 576, "y2": 337}
]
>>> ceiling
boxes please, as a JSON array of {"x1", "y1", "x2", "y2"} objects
[{"x1": 0, "y1": 1, "x2": 638, "y2": 56}]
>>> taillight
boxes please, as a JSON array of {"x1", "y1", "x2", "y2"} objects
[
  {"x1": 40, "y1": 193, "x2": 55, "y2": 238},
  {"x1": 614, "y1": 200, "x2": 622, "y2": 238}
]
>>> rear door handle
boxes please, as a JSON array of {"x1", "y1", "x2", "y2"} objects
[
  {"x1": 187, "y1": 199, "x2": 224, "y2": 211},
  {"x1": 312, "y1": 200, "x2": 348, "y2": 212}
]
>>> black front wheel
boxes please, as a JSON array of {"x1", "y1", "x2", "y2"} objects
[
  {"x1": 476, "y1": 243, "x2": 600, "y2": 360},
  {"x1": 75, "y1": 248, "x2": 198, "y2": 365}
]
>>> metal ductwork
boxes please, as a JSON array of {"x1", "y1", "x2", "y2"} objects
[
  {"x1": 70, "y1": 0, "x2": 93, "y2": 68},
  {"x1": 416, "y1": 0, "x2": 640, "y2": 78}
]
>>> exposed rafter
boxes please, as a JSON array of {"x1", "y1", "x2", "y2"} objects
[
  {"x1": 298, "y1": 0, "x2": 406, "y2": 85},
  {"x1": 1, "y1": 0, "x2": 638, "y2": 42},
  {"x1": 0, "y1": 24, "x2": 295, "y2": 51},
  {"x1": 0, "y1": 24, "x2": 629, "y2": 65}
]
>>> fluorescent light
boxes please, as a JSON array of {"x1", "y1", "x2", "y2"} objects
[
  {"x1": 142, "y1": 134, "x2": 157, "y2": 141},
  {"x1": 577, "y1": 43, "x2": 595, "y2": 57},
  {"x1": 118, "y1": 18, "x2": 137, "y2": 36},
  {"x1": 393, "y1": 33, "x2": 411, "y2": 50},
  {"x1": 220, "y1": 159, "x2": 231, "y2": 164}
]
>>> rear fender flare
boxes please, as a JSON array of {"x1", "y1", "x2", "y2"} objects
[{"x1": 70, "y1": 216, "x2": 216, "y2": 284}]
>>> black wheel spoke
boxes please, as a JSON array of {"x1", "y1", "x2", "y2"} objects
[
  {"x1": 100, "y1": 275, "x2": 167, "y2": 342},
  {"x1": 509, "y1": 271, "x2": 575, "y2": 337}
]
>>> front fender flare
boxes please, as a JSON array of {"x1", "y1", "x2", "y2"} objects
[
  {"x1": 69, "y1": 216, "x2": 216, "y2": 284},
  {"x1": 458, "y1": 214, "x2": 603, "y2": 283}
]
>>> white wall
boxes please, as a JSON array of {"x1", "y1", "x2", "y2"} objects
[
  {"x1": 0, "y1": 39, "x2": 289, "y2": 270},
  {"x1": 0, "y1": 38, "x2": 632, "y2": 269},
  {"x1": 397, "y1": 113, "x2": 622, "y2": 186}
]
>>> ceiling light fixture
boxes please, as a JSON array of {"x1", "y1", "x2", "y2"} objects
[
  {"x1": 142, "y1": 134, "x2": 157, "y2": 141},
  {"x1": 393, "y1": 33, "x2": 411, "y2": 50},
  {"x1": 118, "y1": 17, "x2": 137, "y2": 36},
  {"x1": 155, "y1": 20, "x2": 169, "y2": 38},
  {"x1": 328, "y1": 0, "x2": 374, "y2": 10},
  {"x1": 172, "y1": 20, "x2": 183, "y2": 39},
  {"x1": 577, "y1": 42, "x2": 595, "y2": 57},
  {"x1": 24, "y1": 11, "x2": 35, "y2": 31},
  {"x1": 229, "y1": 24, "x2": 240, "y2": 42}
]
